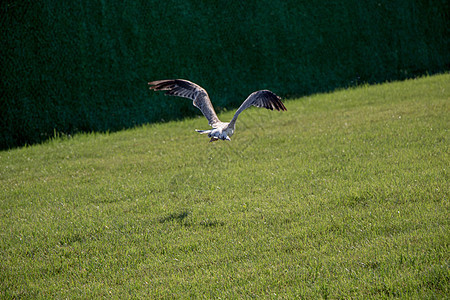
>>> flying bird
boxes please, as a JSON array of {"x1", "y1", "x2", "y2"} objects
[{"x1": 148, "y1": 79, "x2": 286, "y2": 142}]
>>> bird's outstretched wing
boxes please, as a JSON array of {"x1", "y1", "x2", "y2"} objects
[
  {"x1": 229, "y1": 90, "x2": 286, "y2": 127},
  {"x1": 148, "y1": 79, "x2": 221, "y2": 127}
]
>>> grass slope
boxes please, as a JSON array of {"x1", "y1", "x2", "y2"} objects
[{"x1": 1, "y1": 74, "x2": 449, "y2": 298}]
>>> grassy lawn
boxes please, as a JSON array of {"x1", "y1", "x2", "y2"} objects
[{"x1": 1, "y1": 74, "x2": 449, "y2": 298}]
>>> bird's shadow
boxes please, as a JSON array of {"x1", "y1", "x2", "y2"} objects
[
  {"x1": 158, "y1": 211, "x2": 190, "y2": 224},
  {"x1": 158, "y1": 211, "x2": 225, "y2": 228}
]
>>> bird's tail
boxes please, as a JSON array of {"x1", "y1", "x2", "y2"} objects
[{"x1": 195, "y1": 129, "x2": 212, "y2": 134}]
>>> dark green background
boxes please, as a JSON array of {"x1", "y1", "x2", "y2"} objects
[{"x1": 1, "y1": 0, "x2": 449, "y2": 149}]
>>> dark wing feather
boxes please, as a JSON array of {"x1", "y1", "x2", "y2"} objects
[
  {"x1": 229, "y1": 90, "x2": 286, "y2": 127},
  {"x1": 148, "y1": 79, "x2": 221, "y2": 127}
]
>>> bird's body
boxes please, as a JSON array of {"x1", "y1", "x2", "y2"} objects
[
  {"x1": 195, "y1": 122, "x2": 234, "y2": 142},
  {"x1": 148, "y1": 79, "x2": 286, "y2": 142}
]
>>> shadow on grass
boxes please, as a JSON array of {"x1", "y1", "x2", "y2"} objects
[
  {"x1": 158, "y1": 211, "x2": 190, "y2": 224},
  {"x1": 158, "y1": 211, "x2": 225, "y2": 228},
  {"x1": 199, "y1": 219, "x2": 225, "y2": 228}
]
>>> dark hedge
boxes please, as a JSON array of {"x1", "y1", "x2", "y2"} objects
[{"x1": 1, "y1": 0, "x2": 449, "y2": 149}]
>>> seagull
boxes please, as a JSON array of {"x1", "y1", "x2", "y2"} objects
[{"x1": 148, "y1": 79, "x2": 287, "y2": 142}]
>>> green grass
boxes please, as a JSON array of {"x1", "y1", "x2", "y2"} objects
[{"x1": 1, "y1": 74, "x2": 449, "y2": 298}]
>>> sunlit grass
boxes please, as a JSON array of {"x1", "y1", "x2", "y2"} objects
[{"x1": 1, "y1": 74, "x2": 449, "y2": 298}]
